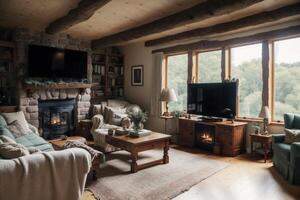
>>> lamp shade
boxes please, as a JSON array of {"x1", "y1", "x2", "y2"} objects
[
  {"x1": 160, "y1": 88, "x2": 178, "y2": 102},
  {"x1": 259, "y1": 106, "x2": 271, "y2": 119}
]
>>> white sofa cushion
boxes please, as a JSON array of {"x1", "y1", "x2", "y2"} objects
[{"x1": 1, "y1": 111, "x2": 31, "y2": 134}]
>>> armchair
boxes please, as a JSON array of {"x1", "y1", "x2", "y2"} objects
[
  {"x1": 272, "y1": 113, "x2": 300, "y2": 185},
  {"x1": 90, "y1": 99, "x2": 140, "y2": 152}
]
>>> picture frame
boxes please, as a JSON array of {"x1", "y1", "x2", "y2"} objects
[{"x1": 131, "y1": 65, "x2": 144, "y2": 86}]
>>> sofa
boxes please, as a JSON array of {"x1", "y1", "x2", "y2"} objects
[
  {"x1": 0, "y1": 111, "x2": 92, "y2": 200},
  {"x1": 272, "y1": 113, "x2": 300, "y2": 185},
  {"x1": 91, "y1": 99, "x2": 140, "y2": 152}
]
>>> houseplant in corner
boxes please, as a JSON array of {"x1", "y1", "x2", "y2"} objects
[{"x1": 126, "y1": 110, "x2": 148, "y2": 136}]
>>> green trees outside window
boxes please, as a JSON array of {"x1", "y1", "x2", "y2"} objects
[
  {"x1": 198, "y1": 50, "x2": 222, "y2": 83},
  {"x1": 167, "y1": 54, "x2": 188, "y2": 112},
  {"x1": 274, "y1": 37, "x2": 300, "y2": 121},
  {"x1": 230, "y1": 43, "x2": 263, "y2": 118}
]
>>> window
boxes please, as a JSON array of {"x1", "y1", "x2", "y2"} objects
[
  {"x1": 197, "y1": 50, "x2": 222, "y2": 83},
  {"x1": 166, "y1": 54, "x2": 188, "y2": 112},
  {"x1": 273, "y1": 37, "x2": 300, "y2": 121},
  {"x1": 230, "y1": 43, "x2": 262, "y2": 118}
]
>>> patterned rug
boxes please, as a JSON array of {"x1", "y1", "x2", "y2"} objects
[
  {"x1": 83, "y1": 188, "x2": 99, "y2": 200},
  {"x1": 87, "y1": 148, "x2": 228, "y2": 200}
]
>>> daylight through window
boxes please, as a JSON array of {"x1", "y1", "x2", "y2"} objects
[
  {"x1": 273, "y1": 37, "x2": 300, "y2": 121},
  {"x1": 166, "y1": 54, "x2": 188, "y2": 112},
  {"x1": 197, "y1": 50, "x2": 222, "y2": 83},
  {"x1": 230, "y1": 43, "x2": 263, "y2": 118}
]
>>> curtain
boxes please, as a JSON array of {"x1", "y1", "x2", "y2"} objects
[{"x1": 150, "y1": 52, "x2": 163, "y2": 117}]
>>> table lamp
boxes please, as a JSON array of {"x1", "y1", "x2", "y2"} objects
[
  {"x1": 160, "y1": 88, "x2": 178, "y2": 116},
  {"x1": 259, "y1": 106, "x2": 271, "y2": 134}
]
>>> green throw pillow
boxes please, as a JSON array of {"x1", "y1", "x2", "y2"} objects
[{"x1": 0, "y1": 125, "x2": 16, "y2": 141}]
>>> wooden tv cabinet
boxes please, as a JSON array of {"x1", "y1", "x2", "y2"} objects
[{"x1": 178, "y1": 117, "x2": 247, "y2": 156}]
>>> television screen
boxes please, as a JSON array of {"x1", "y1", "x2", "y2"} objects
[
  {"x1": 187, "y1": 82, "x2": 237, "y2": 118},
  {"x1": 28, "y1": 45, "x2": 87, "y2": 79}
]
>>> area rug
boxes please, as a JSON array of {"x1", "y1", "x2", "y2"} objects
[
  {"x1": 88, "y1": 148, "x2": 229, "y2": 200},
  {"x1": 83, "y1": 188, "x2": 99, "y2": 200}
]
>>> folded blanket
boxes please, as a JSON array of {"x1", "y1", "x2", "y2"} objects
[
  {"x1": 0, "y1": 148, "x2": 91, "y2": 200},
  {"x1": 63, "y1": 141, "x2": 105, "y2": 163}
]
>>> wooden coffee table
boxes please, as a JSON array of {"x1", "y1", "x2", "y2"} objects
[{"x1": 106, "y1": 132, "x2": 171, "y2": 173}]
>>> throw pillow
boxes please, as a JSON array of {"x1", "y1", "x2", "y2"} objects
[
  {"x1": 108, "y1": 107, "x2": 127, "y2": 126},
  {"x1": 1, "y1": 111, "x2": 31, "y2": 134},
  {"x1": 284, "y1": 128, "x2": 300, "y2": 144},
  {"x1": 104, "y1": 106, "x2": 126, "y2": 123},
  {"x1": 7, "y1": 120, "x2": 29, "y2": 138},
  {"x1": 0, "y1": 142, "x2": 30, "y2": 159}
]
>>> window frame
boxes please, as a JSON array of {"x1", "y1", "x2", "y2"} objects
[
  {"x1": 270, "y1": 35, "x2": 300, "y2": 122},
  {"x1": 161, "y1": 35, "x2": 300, "y2": 123}
]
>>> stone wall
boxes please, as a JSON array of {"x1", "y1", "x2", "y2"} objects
[{"x1": 11, "y1": 28, "x2": 93, "y2": 128}]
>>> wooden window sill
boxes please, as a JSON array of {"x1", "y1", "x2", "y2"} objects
[
  {"x1": 270, "y1": 121, "x2": 284, "y2": 126},
  {"x1": 235, "y1": 117, "x2": 263, "y2": 123}
]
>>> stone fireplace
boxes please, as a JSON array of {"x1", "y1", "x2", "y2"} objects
[
  {"x1": 19, "y1": 87, "x2": 91, "y2": 136},
  {"x1": 9, "y1": 28, "x2": 94, "y2": 131}
]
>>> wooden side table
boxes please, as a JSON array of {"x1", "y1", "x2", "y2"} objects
[
  {"x1": 77, "y1": 119, "x2": 93, "y2": 140},
  {"x1": 160, "y1": 115, "x2": 173, "y2": 134},
  {"x1": 250, "y1": 133, "x2": 272, "y2": 163}
]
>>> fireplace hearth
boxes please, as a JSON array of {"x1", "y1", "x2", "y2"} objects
[
  {"x1": 195, "y1": 123, "x2": 216, "y2": 151},
  {"x1": 38, "y1": 99, "x2": 75, "y2": 139}
]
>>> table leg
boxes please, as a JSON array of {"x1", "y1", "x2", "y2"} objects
[
  {"x1": 163, "y1": 140, "x2": 169, "y2": 164},
  {"x1": 263, "y1": 143, "x2": 269, "y2": 163},
  {"x1": 250, "y1": 138, "x2": 253, "y2": 154},
  {"x1": 131, "y1": 151, "x2": 138, "y2": 173}
]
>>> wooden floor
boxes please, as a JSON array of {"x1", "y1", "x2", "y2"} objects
[{"x1": 172, "y1": 146, "x2": 300, "y2": 200}]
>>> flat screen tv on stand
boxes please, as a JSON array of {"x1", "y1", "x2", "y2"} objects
[{"x1": 187, "y1": 82, "x2": 238, "y2": 120}]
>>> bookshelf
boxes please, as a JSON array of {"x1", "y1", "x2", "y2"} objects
[
  {"x1": 0, "y1": 41, "x2": 16, "y2": 106},
  {"x1": 91, "y1": 50, "x2": 124, "y2": 104}
]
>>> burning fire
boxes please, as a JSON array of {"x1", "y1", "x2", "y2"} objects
[
  {"x1": 51, "y1": 115, "x2": 61, "y2": 125},
  {"x1": 201, "y1": 132, "x2": 213, "y2": 144}
]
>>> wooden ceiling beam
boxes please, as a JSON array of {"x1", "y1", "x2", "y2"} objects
[
  {"x1": 46, "y1": 0, "x2": 111, "y2": 34},
  {"x1": 152, "y1": 25, "x2": 300, "y2": 54},
  {"x1": 145, "y1": 3, "x2": 300, "y2": 47},
  {"x1": 91, "y1": 0, "x2": 263, "y2": 49}
]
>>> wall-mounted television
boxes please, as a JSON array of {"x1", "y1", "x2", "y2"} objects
[
  {"x1": 187, "y1": 82, "x2": 238, "y2": 118},
  {"x1": 28, "y1": 45, "x2": 87, "y2": 79}
]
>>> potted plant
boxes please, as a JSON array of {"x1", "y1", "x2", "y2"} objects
[{"x1": 126, "y1": 110, "x2": 148, "y2": 134}]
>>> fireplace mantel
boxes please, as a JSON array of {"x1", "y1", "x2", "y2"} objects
[{"x1": 23, "y1": 83, "x2": 93, "y2": 90}]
